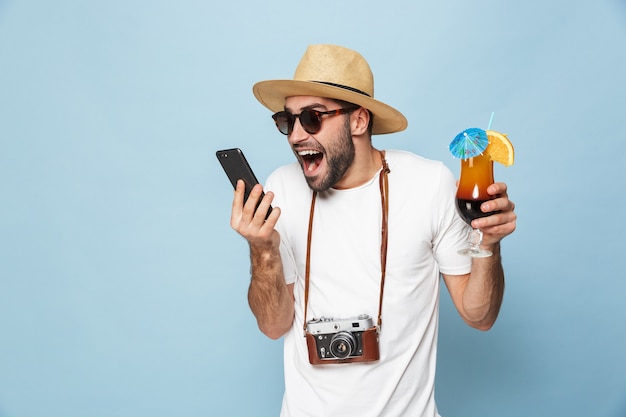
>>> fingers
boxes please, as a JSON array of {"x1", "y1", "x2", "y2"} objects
[
  {"x1": 479, "y1": 195, "x2": 514, "y2": 215},
  {"x1": 487, "y1": 182, "x2": 508, "y2": 198},
  {"x1": 243, "y1": 184, "x2": 267, "y2": 219},
  {"x1": 473, "y1": 210, "x2": 517, "y2": 234},
  {"x1": 230, "y1": 180, "x2": 246, "y2": 229},
  {"x1": 471, "y1": 181, "x2": 516, "y2": 242},
  {"x1": 480, "y1": 182, "x2": 513, "y2": 213},
  {"x1": 230, "y1": 181, "x2": 279, "y2": 243}
]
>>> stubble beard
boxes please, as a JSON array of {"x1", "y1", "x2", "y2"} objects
[{"x1": 304, "y1": 122, "x2": 355, "y2": 193}]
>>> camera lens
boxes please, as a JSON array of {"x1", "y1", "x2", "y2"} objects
[{"x1": 329, "y1": 331, "x2": 356, "y2": 359}]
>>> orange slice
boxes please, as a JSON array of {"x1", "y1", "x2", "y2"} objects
[{"x1": 485, "y1": 130, "x2": 514, "y2": 166}]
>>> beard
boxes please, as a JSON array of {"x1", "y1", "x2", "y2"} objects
[{"x1": 300, "y1": 121, "x2": 355, "y2": 192}]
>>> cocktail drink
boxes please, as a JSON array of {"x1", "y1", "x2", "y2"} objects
[
  {"x1": 455, "y1": 154, "x2": 497, "y2": 257},
  {"x1": 451, "y1": 127, "x2": 514, "y2": 257}
]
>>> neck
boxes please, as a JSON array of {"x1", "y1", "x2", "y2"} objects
[{"x1": 334, "y1": 146, "x2": 383, "y2": 190}]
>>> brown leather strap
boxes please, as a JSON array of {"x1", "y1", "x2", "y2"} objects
[
  {"x1": 302, "y1": 191, "x2": 317, "y2": 334},
  {"x1": 377, "y1": 152, "x2": 390, "y2": 330},
  {"x1": 303, "y1": 151, "x2": 390, "y2": 334}
]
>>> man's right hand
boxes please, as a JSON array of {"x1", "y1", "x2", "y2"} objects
[{"x1": 230, "y1": 180, "x2": 280, "y2": 248}]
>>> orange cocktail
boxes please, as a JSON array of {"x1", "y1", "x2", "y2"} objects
[
  {"x1": 454, "y1": 130, "x2": 514, "y2": 257},
  {"x1": 455, "y1": 154, "x2": 496, "y2": 226}
]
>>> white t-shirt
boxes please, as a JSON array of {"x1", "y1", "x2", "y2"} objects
[{"x1": 265, "y1": 150, "x2": 471, "y2": 417}]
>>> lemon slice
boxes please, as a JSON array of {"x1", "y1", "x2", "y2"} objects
[{"x1": 485, "y1": 130, "x2": 514, "y2": 166}]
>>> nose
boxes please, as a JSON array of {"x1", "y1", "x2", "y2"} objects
[{"x1": 288, "y1": 116, "x2": 309, "y2": 144}]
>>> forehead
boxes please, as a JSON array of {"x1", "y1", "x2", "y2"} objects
[{"x1": 284, "y1": 96, "x2": 336, "y2": 110}]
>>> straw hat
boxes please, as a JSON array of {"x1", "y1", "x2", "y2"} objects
[{"x1": 253, "y1": 44, "x2": 407, "y2": 135}]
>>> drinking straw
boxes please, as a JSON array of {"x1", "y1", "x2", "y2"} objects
[{"x1": 487, "y1": 111, "x2": 495, "y2": 130}]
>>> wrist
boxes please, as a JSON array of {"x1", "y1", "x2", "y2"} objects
[
  {"x1": 479, "y1": 241, "x2": 501, "y2": 257},
  {"x1": 250, "y1": 241, "x2": 278, "y2": 256}
]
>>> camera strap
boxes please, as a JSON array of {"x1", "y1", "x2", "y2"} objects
[{"x1": 303, "y1": 150, "x2": 390, "y2": 335}]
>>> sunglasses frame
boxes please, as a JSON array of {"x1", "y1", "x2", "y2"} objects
[{"x1": 272, "y1": 106, "x2": 360, "y2": 135}]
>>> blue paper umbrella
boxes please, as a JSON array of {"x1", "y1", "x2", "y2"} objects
[{"x1": 449, "y1": 127, "x2": 489, "y2": 159}]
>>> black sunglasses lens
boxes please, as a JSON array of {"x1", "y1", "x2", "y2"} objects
[
  {"x1": 300, "y1": 110, "x2": 322, "y2": 134},
  {"x1": 272, "y1": 110, "x2": 324, "y2": 135},
  {"x1": 273, "y1": 112, "x2": 293, "y2": 135}
]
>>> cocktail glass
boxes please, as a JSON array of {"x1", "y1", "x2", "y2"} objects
[{"x1": 455, "y1": 153, "x2": 497, "y2": 257}]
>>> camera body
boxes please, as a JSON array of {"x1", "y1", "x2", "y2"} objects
[{"x1": 305, "y1": 314, "x2": 380, "y2": 365}]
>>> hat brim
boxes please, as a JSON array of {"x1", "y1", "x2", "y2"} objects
[{"x1": 253, "y1": 80, "x2": 407, "y2": 135}]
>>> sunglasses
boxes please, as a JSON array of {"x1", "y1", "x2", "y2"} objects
[{"x1": 272, "y1": 106, "x2": 360, "y2": 135}]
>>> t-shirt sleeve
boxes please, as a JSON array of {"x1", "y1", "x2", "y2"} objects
[{"x1": 432, "y1": 164, "x2": 472, "y2": 275}]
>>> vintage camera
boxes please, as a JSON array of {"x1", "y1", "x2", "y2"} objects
[{"x1": 305, "y1": 314, "x2": 380, "y2": 365}]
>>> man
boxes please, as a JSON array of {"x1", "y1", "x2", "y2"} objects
[{"x1": 230, "y1": 44, "x2": 516, "y2": 417}]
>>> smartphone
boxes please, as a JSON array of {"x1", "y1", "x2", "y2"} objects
[{"x1": 216, "y1": 148, "x2": 273, "y2": 219}]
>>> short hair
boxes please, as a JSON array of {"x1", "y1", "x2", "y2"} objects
[{"x1": 331, "y1": 98, "x2": 375, "y2": 136}]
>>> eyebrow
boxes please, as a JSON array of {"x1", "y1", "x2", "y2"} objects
[{"x1": 284, "y1": 102, "x2": 328, "y2": 113}]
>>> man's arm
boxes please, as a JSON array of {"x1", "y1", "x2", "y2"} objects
[
  {"x1": 442, "y1": 182, "x2": 516, "y2": 330},
  {"x1": 230, "y1": 180, "x2": 295, "y2": 339},
  {"x1": 442, "y1": 246, "x2": 505, "y2": 330},
  {"x1": 247, "y1": 243, "x2": 295, "y2": 339}
]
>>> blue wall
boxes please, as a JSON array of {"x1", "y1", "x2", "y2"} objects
[{"x1": 1, "y1": 1, "x2": 625, "y2": 416}]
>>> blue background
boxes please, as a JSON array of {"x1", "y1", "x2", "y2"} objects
[{"x1": 1, "y1": 1, "x2": 625, "y2": 416}]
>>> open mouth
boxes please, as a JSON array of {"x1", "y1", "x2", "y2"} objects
[{"x1": 298, "y1": 150, "x2": 324, "y2": 174}]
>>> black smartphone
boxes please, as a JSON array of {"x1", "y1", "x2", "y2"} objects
[{"x1": 216, "y1": 148, "x2": 273, "y2": 219}]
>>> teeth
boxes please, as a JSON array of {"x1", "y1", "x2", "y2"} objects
[
  {"x1": 297, "y1": 150, "x2": 321, "y2": 172},
  {"x1": 298, "y1": 150, "x2": 320, "y2": 156}
]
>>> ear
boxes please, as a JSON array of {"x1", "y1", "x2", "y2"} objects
[{"x1": 351, "y1": 107, "x2": 370, "y2": 136}]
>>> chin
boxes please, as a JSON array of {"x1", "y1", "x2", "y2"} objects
[{"x1": 304, "y1": 175, "x2": 330, "y2": 193}]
